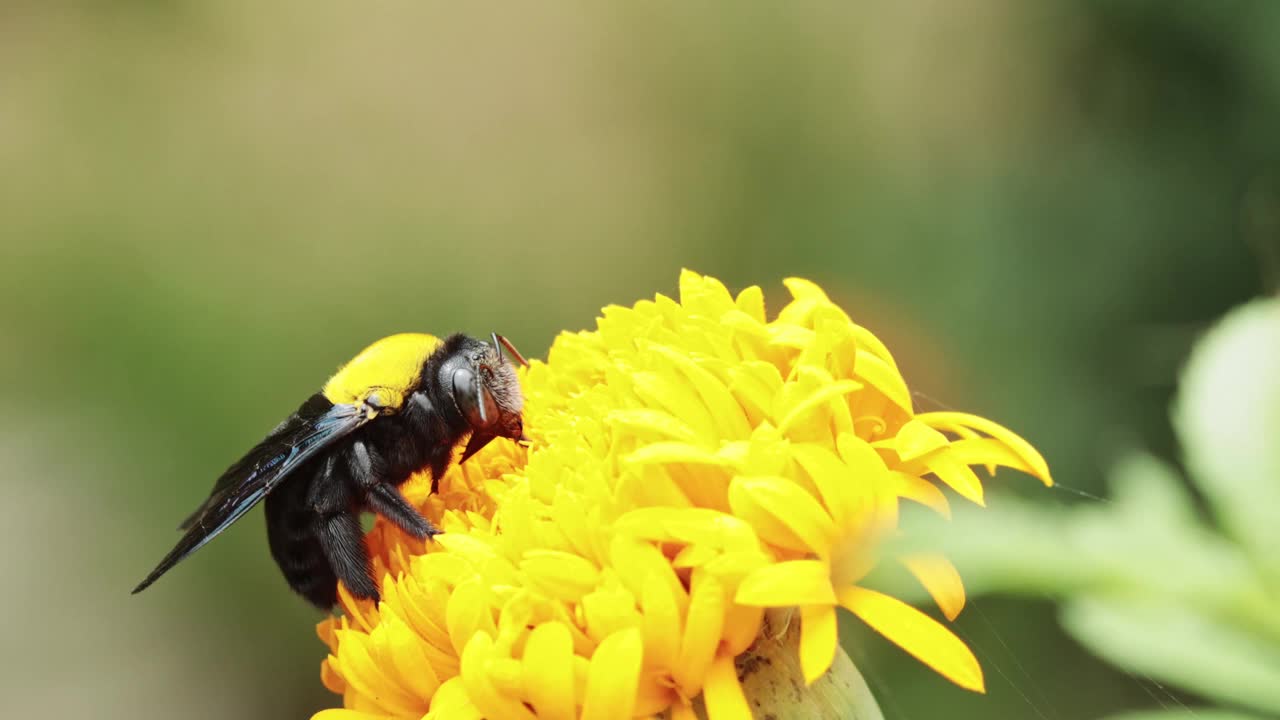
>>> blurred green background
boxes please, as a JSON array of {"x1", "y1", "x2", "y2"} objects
[{"x1": 1, "y1": 2, "x2": 1276, "y2": 719}]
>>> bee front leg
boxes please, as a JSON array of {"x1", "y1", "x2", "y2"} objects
[
  {"x1": 309, "y1": 456, "x2": 379, "y2": 601},
  {"x1": 348, "y1": 440, "x2": 441, "y2": 540}
]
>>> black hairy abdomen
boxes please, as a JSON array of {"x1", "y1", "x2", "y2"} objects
[{"x1": 265, "y1": 471, "x2": 337, "y2": 608}]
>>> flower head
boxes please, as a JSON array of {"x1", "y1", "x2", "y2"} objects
[{"x1": 314, "y1": 271, "x2": 1051, "y2": 720}]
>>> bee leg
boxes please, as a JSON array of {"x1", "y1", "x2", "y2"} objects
[
  {"x1": 349, "y1": 440, "x2": 441, "y2": 540},
  {"x1": 309, "y1": 456, "x2": 379, "y2": 601},
  {"x1": 314, "y1": 510, "x2": 379, "y2": 601},
  {"x1": 367, "y1": 483, "x2": 440, "y2": 539}
]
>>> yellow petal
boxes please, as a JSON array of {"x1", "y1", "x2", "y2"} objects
[
  {"x1": 900, "y1": 554, "x2": 966, "y2": 621},
  {"x1": 631, "y1": 371, "x2": 718, "y2": 444},
  {"x1": 649, "y1": 343, "x2": 753, "y2": 440},
  {"x1": 316, "y1": 617, "x2": 339, "y2": 648},
  {"x1": 671, "y1": 702, "x2": 700, "y2": 720},
  {"x1": 726, "y1": 361, "x2": 784, "y2": 424},
  {"x1": 408, "y1": 523, "x2": 461, "y2": 568},
  {"x1": 917, "y1": 411, "x2": 1052, "y2": 485},
  {"x1": 800, "y1": 604, "x2": 838, "y2": 685},
  {"x1": 882, "y1": 419, "x2": 951, "y2": 462},
  {"x1": 337, "y1": 583, "x2": 380, "y2": 633},
  {"x1": 572, "y1": 654, "x2": 591, "y2": 707},
  {"x1": 835, "y1": 432, "x2": 892, "y2": 485},
  {"x1": 680, "y1": 268, "x2": 737, "y2": 318},
  {"x1": 848, "y1": 322, "x2": 900, "y2": 371},
  {"x1": 889, "y1": 471, "x2": 951, "y2": 518},
  {"x1": 431, "y1": 534, "x2": 501, "y2": 571},
  {"x1": 581, "y1": 628, "x2": 644, "y2": 720},
  {"x1": 853, "y1": 349, "x2": 913, "y2": 415},
  {"x1": 425, "y1": 677, "x2": 482, "y2": 720},
  {"x1": 446, "y1": 579, "x2": 498, "y2": 656},
  {"x1": 674, "y1": 572, "x2": 725, "y2": 695},
  {"x1": 700, "y1": 549, "x2": 771, "y2": 584},
  {"x1": 790, "y1": 443, "x2": 862, "y2": 526},
  {"x1": 486, "y1": 657, "x2": 525, "y2": 697},
  {"x1": 672, "y1": 544, "x2": 718, "y2": 568},
  {"x1": 615, "y1": 507, "x2": 758, "y2": 551},
  {"x1": 610, "y1": 535, "x2": 689, "y2": 617},
  {"x1": 379, "y1": 608, "x2": 442, "y2": 701},
  {"x1": 642, "y1": 572, "x2": 683, "y2": 670},
  {"x1": 739, "y1": 425, "x2": 793, "y2": 475},
  {"x1": 776, "y1": 379, "x2": 863, "y2": 436},
  {"x1": 607, "y1": 408, "x2": 701, "y2": 444},
  {"x1": 838, "y1": 586, "x2": 985, "y2": 693},
  {"x1": 319, "y1": 656, "x2": 346, "y2": 696},
  {"x1": 384, "y1": 576, "x2": 452, "y2": 652},
  {"x1": 311, "y1": 710, "x2": 390, "y2": 720},
  {"x1": 329, "y1": 629, "x2": 425, "y2": 718},
  {"x1": 792, "y1": 316, "x2": 844, "y2": 372},
  {"x1": 619, "y1": 463, "x2": 695, "y2": 509},
  {"x1": 520, "y1": 550, "x2": 601, "y2": 602},
  {"x1": 940, "y1": 423, "x2": 997, "y2": 475},
  {"x1": 924, "y1": 450, "x2": 986, "y2": 506},
  {"x1": 736, "y1": 560, "x2": 836, "y2": 607},
  {"x1": 625, "y1": 441, "x2": 731, "y2": 469},
  {"x1": 523, "y1": 623, "x2": 577, "y2": 720},
  {"x1": 722, "y1": 602, "x2": 765, "y2": 656},
  {"x1": 702, "y1": 653, "x2": 753, "y2": 720},
  {"x1": 550, "y1": 491, "x2": 603, "y2": 565},
  {"x1": 769, "y1": 323, "x2": 816, "y2": 350},
  {"x1": 783, "y1": 276, "x2": 832, "y2": 303},
  {"x1": 635, "y1": 670, "x2": 679, "y2": 716},
  {"x1": 735, "y1": 284, "x2": 767, "y2": 323},
  {"x1": 460, "y1": 634, "x2": 538, "y2": 720},
  {"x1": 722, "y1": 309, "x2": 774, "y2": 360},
  {"x1": 582, "y1": 582, "x2": 642, "y2": 643},
  {"x1": 947, "y1": 437, "x2": 1051, "y2": 483},
  {"x1": 728, "y1": 475, "x2": 837, "y2": 555}
]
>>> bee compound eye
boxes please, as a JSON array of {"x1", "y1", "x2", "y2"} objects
[
  {"x1": 453, "y1": 367, "x2": 479, "y2": 419},
  {"x1": 453, "y1": 367, "x2": 498, "y2": 428}
]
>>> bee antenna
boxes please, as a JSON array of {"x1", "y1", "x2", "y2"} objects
[
  {"x1": 492, "y1": 332, "x2": 529, "y2": 367},
  {"x1": 490, "y1": 332, "x2": 503, "y2": 363}
]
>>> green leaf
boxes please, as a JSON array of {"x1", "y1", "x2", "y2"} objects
[
  {"x1": 893, "y1": 479, "x2": 1267, "y2": 622},
  {"x1": 1174, "y1": 298, "x2": 1280, "y2": 585},
  {"x1": 1108, "y1": 452, "x2": 1197, "y2": 528},
  {"x1": 1062, "y1": 598, "x2": 1280, "y2": 714},
  {"x1": 891, "y1": 496, "x2": 1093, "y2": 596},
  {"x1": 1102, "y1": 711, "x2": 1266, "y2": 720}
]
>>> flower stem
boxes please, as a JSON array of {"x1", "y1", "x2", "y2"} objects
[{"x1": 679, "y1": 610, "x2": 886, "y2": 720}]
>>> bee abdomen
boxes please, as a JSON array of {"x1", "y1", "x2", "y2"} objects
[{"x1": 265, "y1": 475, "x2": 338, "y2": 608}]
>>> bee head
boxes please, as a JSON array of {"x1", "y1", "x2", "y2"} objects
[{"x1": 440, "y1": 333, "x2": 527, "y2": 461}]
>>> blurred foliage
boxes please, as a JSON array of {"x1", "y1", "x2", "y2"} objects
[
  {"x1": 897, "y1": 298, "x2": 1280, "y2": 718},
  {"x1": 0, "y1": 1, "x2": 1276, "y2": 719},
  {"x1": 1109, "y1": 714, "x2": 1266, "y2": 720}
]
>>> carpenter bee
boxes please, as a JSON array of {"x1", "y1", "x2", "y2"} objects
[{"x1": 132, "y1": 332, "x2": 527, "y2": 608}]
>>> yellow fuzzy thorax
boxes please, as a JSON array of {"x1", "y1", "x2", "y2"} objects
[{"x1": 322, "y1": 333, "x2": 442, "y2": 409}]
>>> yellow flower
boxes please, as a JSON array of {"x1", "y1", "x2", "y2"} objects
[{"x1": 314, "y1": 270, "x2": 1051, "y2": 720}]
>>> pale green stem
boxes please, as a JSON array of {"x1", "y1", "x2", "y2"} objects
[{"x1": 677, "y1": 609, "x2": 886, "y2": 720}]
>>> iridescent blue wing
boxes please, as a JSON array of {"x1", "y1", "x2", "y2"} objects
[{"x1": 132, "y1": 397, "x2": 371, "y2": 595}]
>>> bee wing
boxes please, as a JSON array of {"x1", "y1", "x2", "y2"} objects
[
  {"x1": 132, "y1": 400, "x2": 372, "y2": 595},
  {"x1": 176, "y1": 395, "x2": 331, "y2": 531}
]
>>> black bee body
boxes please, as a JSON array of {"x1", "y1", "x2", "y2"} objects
[
  {"x1": 134, "y1": 333, "x2": 527, "y2": 609},
  {"x1": 263, "y1": 354, "x2": 469, "y2": 607}
]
